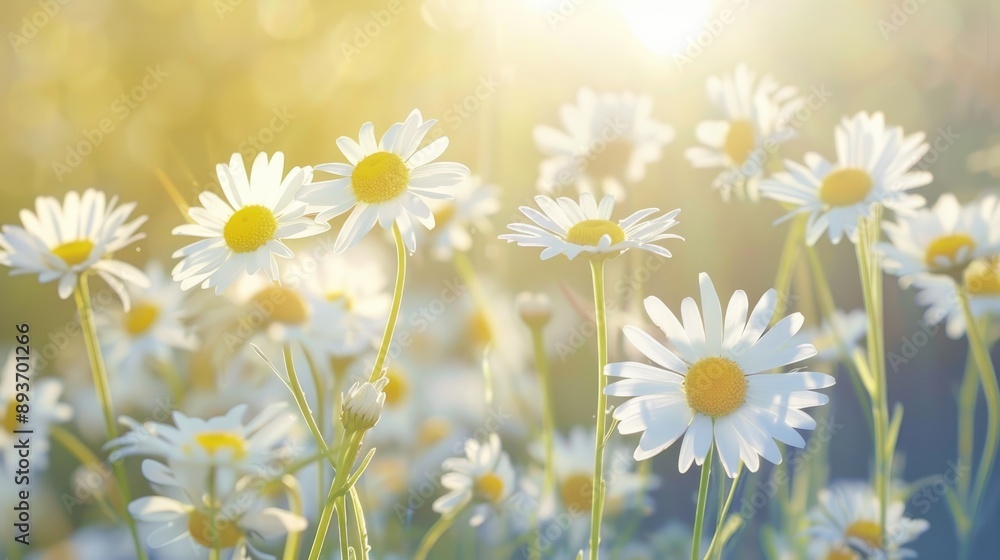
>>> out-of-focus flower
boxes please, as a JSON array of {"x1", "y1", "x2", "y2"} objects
[
  {"x1": 433, "y1": 433, "x2": 516, "y2": 526},
  {"x1": 171, "y1": 151, "x2": 328, "y2": 293},
  {"x1": 806, "y1": 481, "x2": 929, "y2": 559},
  {"x1": 500, "y1": 193, "x2": 682, "y2": 261},
  {"x1": 0, "y1": 189, "x2": 148, "y2": 306},
  {"x1": 911, "y1": 259, "x2": 1000, "y2": 339},
  {"x1": 787, "y1": 309, "x2": 867, "y2": 365},
  {"x1": 605, "y1": 273, "x2": 834, "y2": 477},
  {"x1": 304, "y1": 108, "x2": 470, "y2": 253},
  {"x1": 761, "y1": 112, "x2": 932, "y2": 245},
  {"x1": 880, "y1": 193, "x2": 1000, "y2": 282},
  {"x1": 534, "y1": 88, "x2": 674, "y2": 200},
  {"x1": 0, "y1": 351, "x2": 72, "y2": 472},
  {"x1": 684, "y1": 64, "x2": 805, "y2": 202},
  {"x1": 26, "y1": 525, "x2": 137, "y2": 560},
  {"x1": 421, "y1": 175, "x2": 500, "y2": 260},
  {"x1": 516, "y1": 291, "x2": 553, "y2": 330},
  {"x1": 342, "y1": 376, "x2": 388, "y2": 433}
]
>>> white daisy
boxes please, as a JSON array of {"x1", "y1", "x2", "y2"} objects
[
  {"x1": 0, "y1": 351, "x2": 72, "y2": 472},
  {"x1": 26, "y1": 525, "x2": 138, "y2": 560},
  {"x1": 171, "y1": 151, "x2": 328, "y2": 293},
  {"x1": 807, "y1": 481, "x2": 929, "y2": 560},
  {"x1": 130, "y1": 460, "x2": 306, "y2": 559},
  {"x1": 0, "y1": 188, "x2": 149, "y2": 306},
  {"x1": 499, "y1": 192, "x2": 682, "y2": 260},
  {"x1": 911, "y1": 260, "x2": 1000, "y2": 339},
  {"x1": 534, "y1": 88, "x2": 675, "y2": 200},
  {"x1": 97, "y1": 261, "x2": 197, "y2": 374},
  {"x1": 432, "y1": 433, "x2": 516, "y2": 527},
  {"x1": 787, "y1": 309, "x2": 867, "y2": 364},
  {"x1": 684, "y1": 64, "x2": 806, "y2": 201},
  {"x1": 760, "y1": 111, "x2": 932, "y2": 245},
  {"x1": 880, "y1": 193, "x2": 1000, "y2": 281},
  {"x1": 604, "y1": 273, "x2": 835, "y2": 477},
  {"x1": 303, "y1": 108, "x2": 470, "y2": 253},
  {"x1": 420, "y1": 175, "x2": 501, "y2": 260}
]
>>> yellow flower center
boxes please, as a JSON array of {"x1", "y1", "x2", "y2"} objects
[
  {"x1": 586, "y1": 139, "x2": 633, "y2": 180},
  {"x1": 818, "y1": 168, "x2": 873, "y2": 208},
  {"x1": 51, "y1": 240, "x2": 95, "y2": 266},
  {"x1": 723, "y1": 119, "x2": 756, "y2": 164},
  {"x1": 825, "y1": 548, "x2": 859, "y2": 560},
  {"x1": 845, "y1": 520, "x2": 883, "y2": 549},
  {"x1": 433, "y1": 204, "x2": 456, "y2": 226},
  {"x1": 560, "y1": 473, "x2": 594, "y2": 513},
  {"x1": 964, "y1": 259, "x2": 1000, "y2": 295},
  {"x1": 565, "y1": 219, "x2": 626, "y2": 247},
  {"x1": 188, "y1": 509, "x2": 243, "y2": 548},
  {"x1": 474, "y1": 472, "x2": 505, "y2": 503},
  {"x1": 383, "y1": 367, "x2": 408, "y2": 406},
  {"x1": 417, "y1": 417, "x2": 452, "y2": 448},
  {"x1": 468, "y1": 310, "x2": 493, "y2": 347},
  {"x1": 124, "y1": 302, "x2": 159, "y2": 336},
  {"x1": 325, "y1": 290, "x2": 353, "y2": 310},
  {"x1": 683, "y1": 357, "x2": 747, "y2": 417},
  {"x1": 352, "y1": 151, "x2": 410, "y2": 204},
  {"x1": 249, "y1": 286, "x2": 308, "y2": 325},
  {"x1": 2, "y1": 400, "x2": 21, "y2": 434},
  {"x1": 223, "y1": 205, "x2": 277, "y2": 253},
  {"x1": 924, "y1": 233, "x2": 976, "y2": 269},
  {"x1": 193, "y1": 431, "x2": 247, "y2": 459}
]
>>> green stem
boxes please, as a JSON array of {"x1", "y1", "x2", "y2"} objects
[
  {"x1": 73, "y1": 276, "x2": 146, "y2": 560},
  {"x1": 307, "y1": 431, "x2": 362, "y2": 560},
  {"x1": 588, "y1": 258, "x2": 609, "y2": 560},
  {"x1": 530, "y1": 326, "x2": 556, "y2": 560},
  {"x1": 208, "y1": 466, "x2": 221, "y2": 560},
  {"x1": 336, "y1": 496, "x2": 350, "y2": 560},
  {"x1": 281, "y1": 475, "x2": 304, "y2": 560},
  {"x1": 703, "y1": 465, "x2": 742, "y2": 560},
  {"x1": 368, "y1": 222, "x2": 407, "y2": 383},
  {"x1": 350, "y1": 486, "x2": 371, "y2": 560},
  {"x1": 957, "y1": 345, "x2": 978, "y2": 504},
  {"x1": 49, "y1": 425, "x2": 118, "y2": 522},
  {"x1": 414, "y1": 510, "x2": 462, "y2": 560},
  {"x1": 307, "y1": 478, "x2": 340, "y2": 560},
  {"x1": 958, "y1": 288, "x2": 1000, "y2": 529},
  {"x1": 282, "y1": 344, "x2": 334, "y2": 467},
  {"x1": 691, "y1": 442, "x2": 714, "y2": 560},
  {"x1": 771, "y1": 215, "x2": 805, "y2": 323}
]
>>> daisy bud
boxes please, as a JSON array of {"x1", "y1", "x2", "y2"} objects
[
  {"x1": 516, "y1": 292, "x2": 553, "y2": 330},
  {"x1": 341, "y1": 376, "x2": 389, "y2": 433}
]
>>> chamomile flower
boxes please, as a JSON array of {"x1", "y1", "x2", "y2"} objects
[
  {"x1": 684, "y1": 64, "x2": 806, "y2": 201},
  {"x1": 421, "y1": 175, "x2": 500, "y2": 260},
  {"x1": 500, "y1": 192, "x2": 682, "y2": 260},
  {"x1": 0, "y1": 351, "x2": 72, "y2": 472},
  {"x1": 433, "y1": 433, "x2": 516, "y2": 526},
  {"x1": 911, "y1": 260, "x2": 1000, "y2": 339},
  {"x1": 0, "y1": 189, "x2": 148, "y2": 306},
  {"x1": 761, "y1": 112, "x2": 932, "y2": 245},
  {"x1": 534, "y1": 88, "x2": 675, "y2": 200},
  {"x1": 303, "y1": 108, "x2": 470, "y2": 253},
  {"x1": 880, "y1": 193, "x2": 1000, "y2": 282},
  {"x1": 806, "y1": 481, "x2": 928, "y2": 559},
  {"x1": 171, "y1": 151, "x2": 328, "y2": 293},
  {"x1": 605, "y1": 273, "x2": 835, "y2": 477},
  {"x1": 97, "y1": 261, "x2": 197, "y2": 373}
]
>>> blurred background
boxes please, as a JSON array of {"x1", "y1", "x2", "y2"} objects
[{"x1": 1, "y1": 0, "x2": 999, "y2": 557}]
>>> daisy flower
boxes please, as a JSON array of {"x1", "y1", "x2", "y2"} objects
[
  {"x1": 0, "y1": 189, "x2": 148, "y2": 306},
  {"x1": 534, "y1": 88, "x2": 674, "y2": 200},
  {"x1": 171, "y1": 151, "x2": 328, "y2": 293},
  {"x1": 499, "y1": 192, "x2": 682, "y2": 261},
  {"x1": 684, "y1": 64, "x2": 805, "y2": 201},
  {"x1": 787, "y1": 309, "x2": 867, "y2": 364},
  {"x1": 604, "y1": 273, "x2": 835, "y2": 477},
  {"x1": 303, "y1": 108, "x2": 470, "y2": 253},
  {"x1": 130, "y1": 460, "x2": 306, "y2": 559},
  {"x1": 910, "y1": 260, "x2": 1000, "y2": 339},
  {"x1": 760, "y1": 111, "x2": 932, "y2": 245},
  {"x1": 97, "y1": 261, "x2": 197, "y2": 373},
  {"x1": 880, "y1": 193, "x2": 1000, "y2": 282},
  {"x1": 432, "y1": 433, "x2": 516, "y2": 526},
  {"x1": 420, "y1": 175, "x2": 500, "y2": 260},
  {"x1": 806, "y1": 481, "x2": 929, "y2": 559},
  {"x1": 1, "y1": 351, "x2": 72, "y2": 472}
]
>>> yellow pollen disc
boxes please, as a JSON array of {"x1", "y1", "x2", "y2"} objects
[
  {"x1": 417, "y1": 417, "x2": 452, "y2": 447},
  {"x1": 469, "y1": 311, "x2": 492, "y2": 346},
  {"x1": 475, "y1": 472, "x2": 505, "y2": 503},
  {"x1": 964, "y1": 259, "x2": 1000, "y2": 295},
  {"x1": 193, "y1": 431, "x2": 247, "y2": 459},
  {"x1": 586, "y1": 139, "x2": 633, "y2": 180},
  {"x1": 825, "y1": 548, "x2": 859, "y2": 560},
  {"x1": 844, "y1": 520, "x2": 883, "y2": 549},
  {"x1": 924, "y1": 233, "x2": 976, "y2": 269},
  {"x1": 124, "y1": 302, "x2": 159, "y2": 336},
  {"x1": 818, "y1": 168, "x2": 873, "y2": 208},
  {"x1": 351, "y1": 151, "x2": 410, "y2": 204},
  {"x1": 560, "y1": 473, "x2": 594, "y2": 513},
  {"x1": 51, "y1": 240, "x2": 95, "y2": 266},
  {"x1": 223, "y1": 205, "x2": 277, "y2": 254},
  {"x1": 250, "y1": 286, "x2": 308, "y2": 325},
  {"x1": 2, "y1": 401, "x2": 20, "y2": 434},
  {"x1": 188, "y1": 509, "x2": 243, "y2": 548},
  {"x1": 565, "y1": 219, "x2": 626, "y2": 247},
  {"x1": 433, "y1": 204, "x2": 456, "y2": 226},
  {"x1": 383, "y1": 368, "x2": 408, "y2": 406},
  {"x1": 723, "y1": 119, "x2": 756, "y2": 164},
  {"x1": 683, "y1": 357, "x2": 748, "y2": 417}
]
